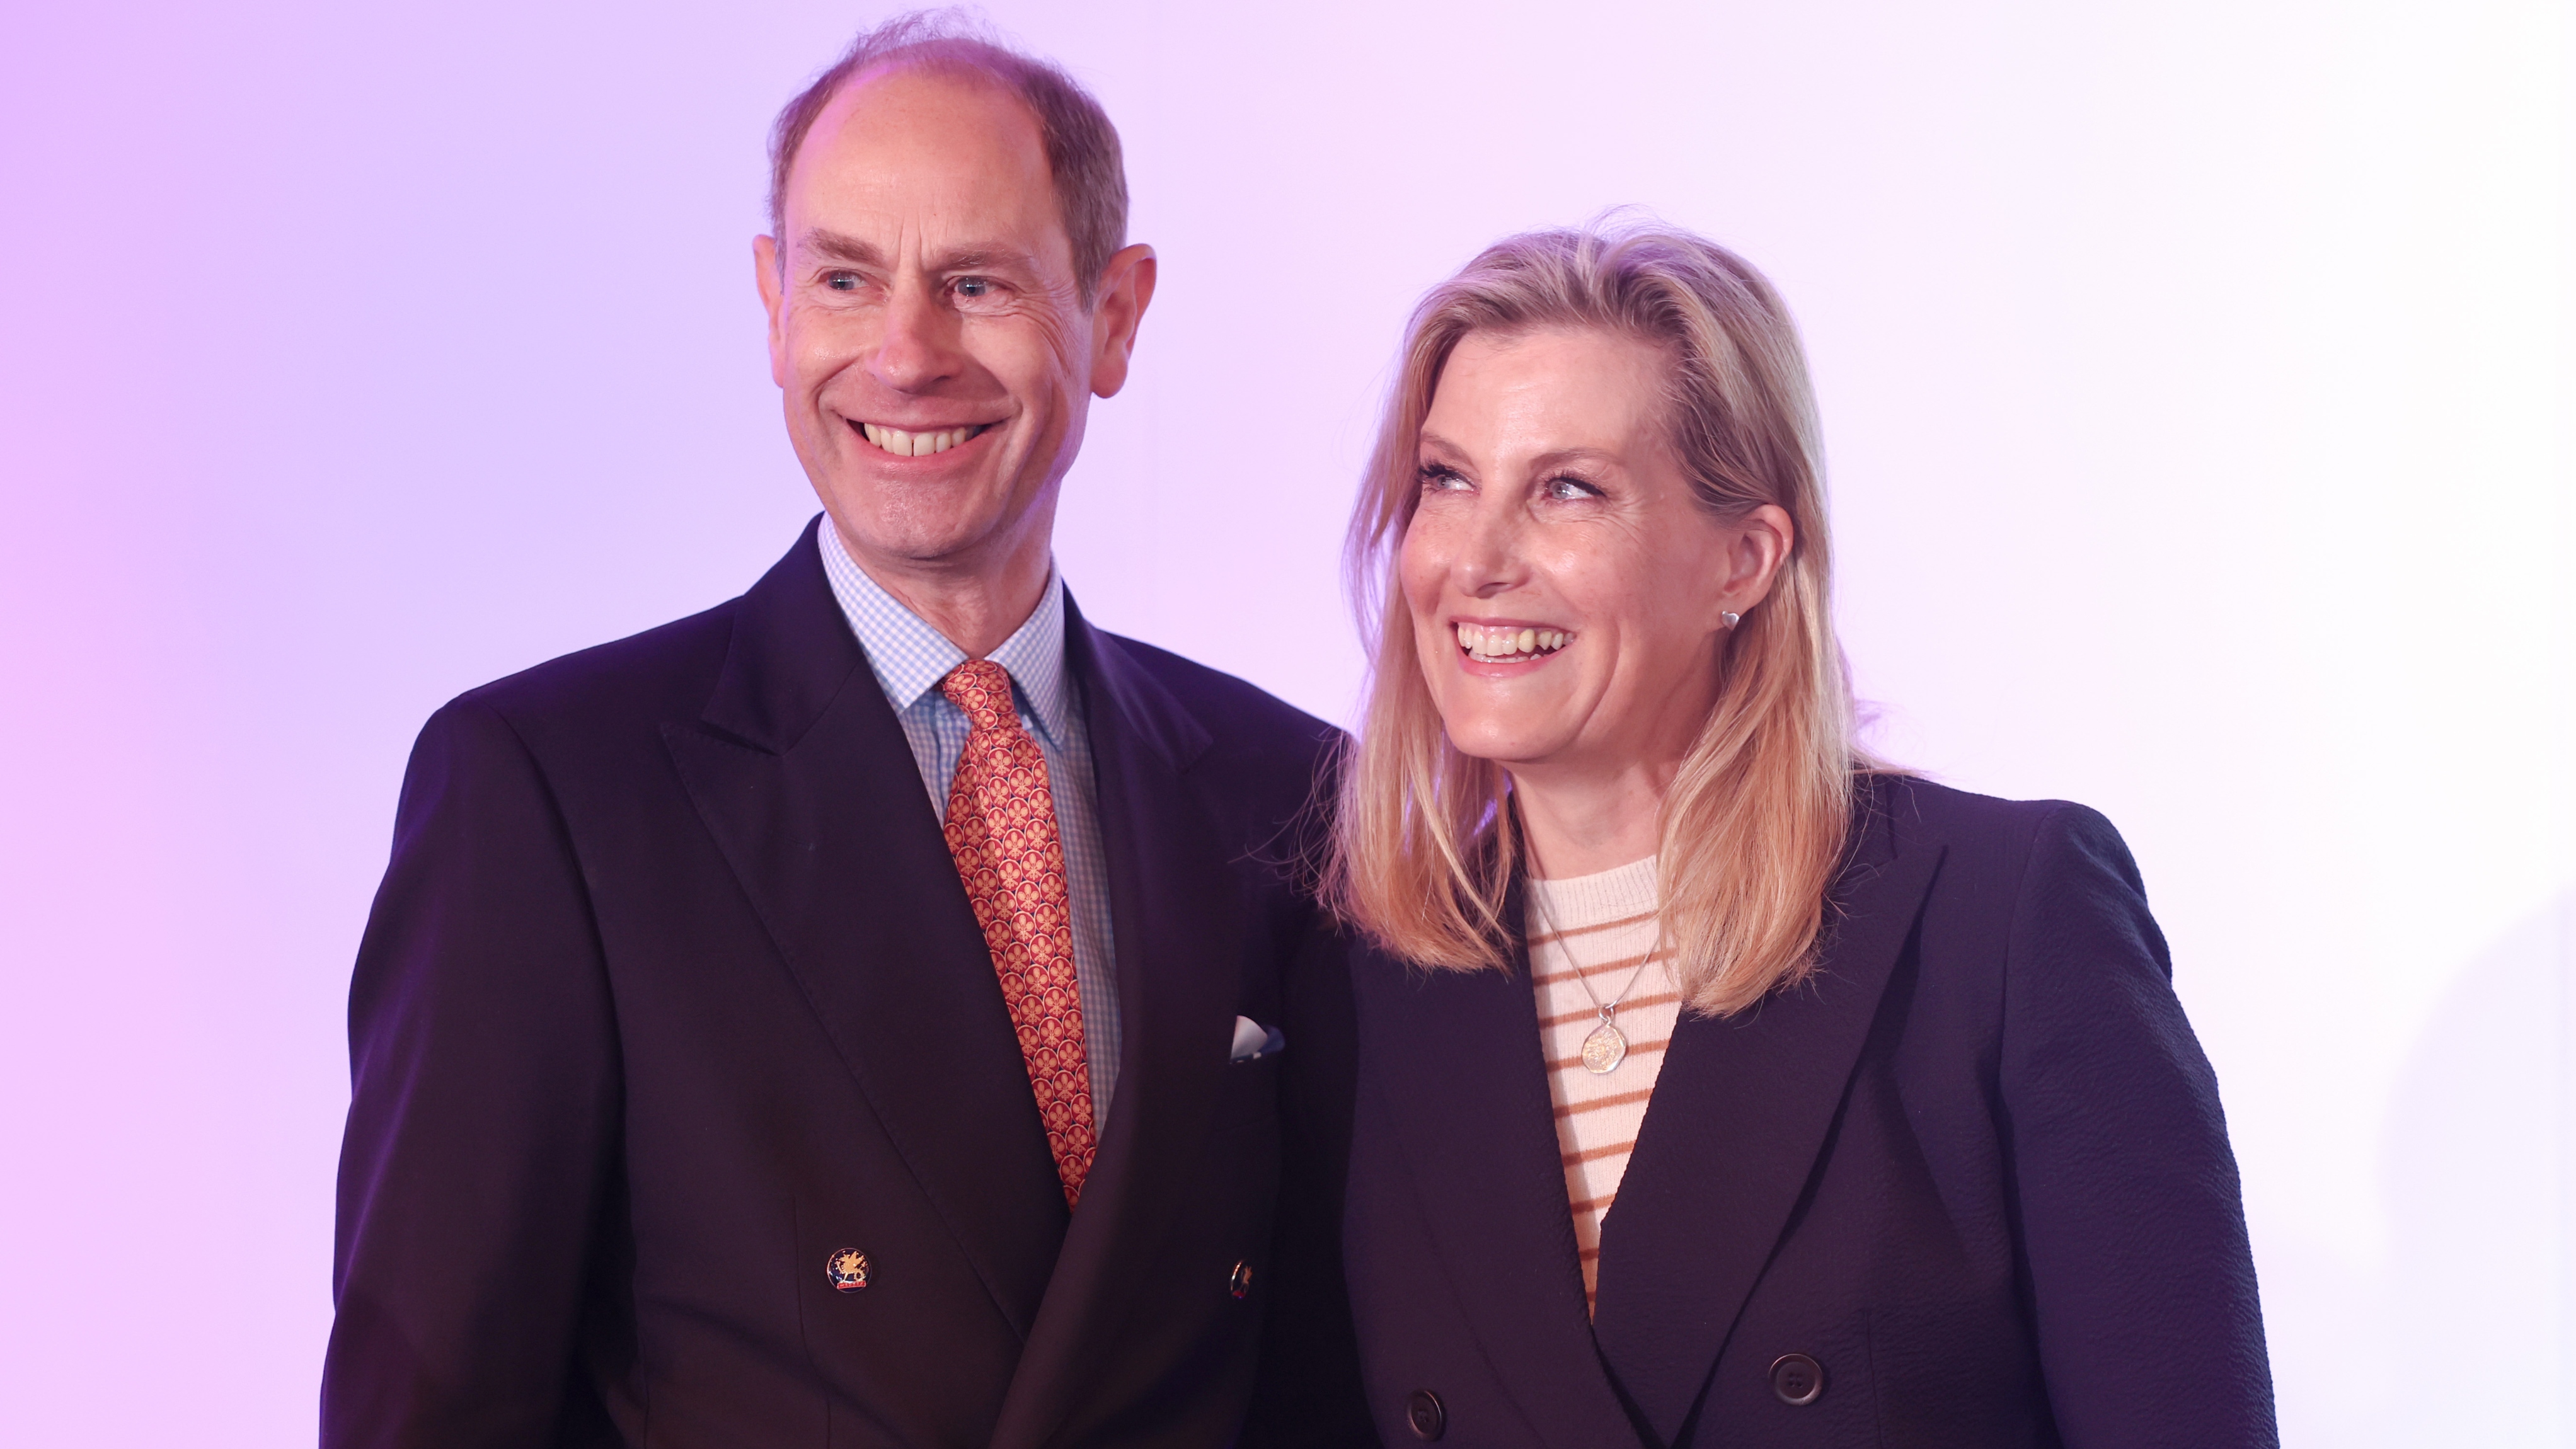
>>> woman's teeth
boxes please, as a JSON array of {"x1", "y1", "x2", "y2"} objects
[
  {"x1": 861, "y1": 422, "x2": 982, "y2": 457},
  {"x1": 1455, "y1": 622, "x2": 1570, "y2": 662}
]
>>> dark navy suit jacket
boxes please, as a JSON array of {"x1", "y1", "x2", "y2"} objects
[
  {"x1": 1340, "y1": 776, "x2": 2275, "y2": 1447},
  {"x1": 323, "y1": 520, "x2": 1372, "y2": 1448}
]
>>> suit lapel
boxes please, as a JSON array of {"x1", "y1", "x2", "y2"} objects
[
  {"x1": 661, "y1": 520, "x2": 1067, "y2": 1339},
  {"x1": 1362, "y1": 873, "x2": 1642, "y2": 1448},
  {"x1": 1587, "y1": 786, "x2": 1944, "y2": 1444},
  {"x1": 988, "y1": 600, "x2": 1245, "y2": 1449}
]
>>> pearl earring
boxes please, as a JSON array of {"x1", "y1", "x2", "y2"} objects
[{"x1": 1721, "y1": 611, "x2": 1742, "y2": 629}]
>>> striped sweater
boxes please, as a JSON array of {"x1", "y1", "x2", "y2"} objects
[{"x1": 1526, "y1": 856, "x2": 1674, "y2": 1310}]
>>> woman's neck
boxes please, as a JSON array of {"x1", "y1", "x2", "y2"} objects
[{"x1": 1510, "y1": 761, "x2": 1669, "y2": 879}]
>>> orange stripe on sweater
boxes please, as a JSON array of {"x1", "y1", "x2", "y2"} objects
[
  {"x1": 1531, "y1": 948, "x2": 1674, "y2": 986},
  {"x1": 1526, "y1": 908, "x2": 1659, "y2": 948},
  {"x1": 1556, "y1": 1088, "x2": 1655, "y2": 1119}
]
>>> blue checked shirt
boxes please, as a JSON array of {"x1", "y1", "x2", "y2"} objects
[{"x1": 818, "y1": 523, "x2": 1122, "y2": 1126}]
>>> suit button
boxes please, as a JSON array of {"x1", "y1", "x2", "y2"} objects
[
  {"x1": 1404, "y1": 1389, "x2": 1446, "y2": 1441},
  {"x1": 824, "y1": 1248, "x2": 870, "y2": 1292},
  {"x1": 1228, "y1": 1261, "x2": 1253, "y2": 1299},
  {"x1": 1769, "y1": 1352, "x2": 1824, "y2": 1406}
]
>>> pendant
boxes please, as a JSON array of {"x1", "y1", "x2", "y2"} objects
[{"x1": 1580, "y1": 1017, "x2": 1628, "y2": 1074}]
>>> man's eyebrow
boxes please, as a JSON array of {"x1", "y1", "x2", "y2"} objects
[
  {"x1": 792, "y1": 231, "x2": 1040, "y2": 277},
  {"x1": 796, "y1": 229, "x2": 886, "y2": 268},
  {"x1": 931, "y1": 246, "x2": 1040, "y2": 275}
]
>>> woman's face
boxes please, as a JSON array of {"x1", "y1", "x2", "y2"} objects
[{"x1": 1400, "y1": 326, "x2": 1788, "y2": 787}]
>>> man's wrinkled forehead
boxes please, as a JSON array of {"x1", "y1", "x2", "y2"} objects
[{"x1": 782, "y1": 64, "x2": 1063, "y2": 250}]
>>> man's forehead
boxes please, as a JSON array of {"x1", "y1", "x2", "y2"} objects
[
  {"x1": 804, "y1": 64, "x2": 1048, "y2": 177},
  {"x1": 785, "y1": 64, "x2": 1061, "y2": 240}
]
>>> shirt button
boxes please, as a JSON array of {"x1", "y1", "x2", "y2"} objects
[
  {"x1": 1404, "y1": 1389, "x2": 1446, "y2": 1440},
  {"x1": 1228, "y1": 1261, "x2": 1253, "y2": 1299},
  {"x1": 1769, "y1": 1352, "x2": 1824, "y2": 1406}
]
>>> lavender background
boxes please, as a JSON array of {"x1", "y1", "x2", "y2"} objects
[{"x1": 2, "y1": 1, "x2": 2569, "y2": 1443}]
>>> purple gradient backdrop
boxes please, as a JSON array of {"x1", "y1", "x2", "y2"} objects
[{"x1": 2, "y1": 2, "x2": 2568, "y2": 1444}]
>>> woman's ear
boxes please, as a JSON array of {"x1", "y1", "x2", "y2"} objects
[{"x1": 1720, "y1": 503, "x2": 1796, "y2": 620}]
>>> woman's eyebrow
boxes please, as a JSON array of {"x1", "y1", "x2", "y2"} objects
[{"x1": 1526, "y1": 446, "x2": 1623, "y2": 473}]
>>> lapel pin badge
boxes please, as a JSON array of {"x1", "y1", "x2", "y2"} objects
[{"x1": 825, "y1": 1248, "x2": 871, "y2": 1292}]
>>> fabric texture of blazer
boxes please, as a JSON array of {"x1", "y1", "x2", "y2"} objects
[
  {"x1": 323, "y1": 518, "x2": 1373, "y2": 1448},
  {"x1": 1339, "y1": 774, "x2": 2276, "y2": 1448}
]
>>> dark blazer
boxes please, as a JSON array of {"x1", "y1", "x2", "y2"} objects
[
  {"x1": 1341, "y1": 775, "x2": 2275, "y2": 1448},
  {"x1": 324, "y1": 519, "x2": 1372, "y2": 1448}
]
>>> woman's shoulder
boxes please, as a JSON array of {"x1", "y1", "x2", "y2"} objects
[
  {"x1": 1865, "y1": 772, "x2": 2126, "y2": 859},
  {"x1": 1860, "y1": 772, "x2": 2149, "y2": 919}
]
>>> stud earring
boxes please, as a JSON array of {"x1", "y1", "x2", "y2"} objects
[{"x1": 1721, "y1": 611, "x2": 1742, "y2": 629}]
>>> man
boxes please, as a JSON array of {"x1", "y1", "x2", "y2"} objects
[{"x1": 323, "y1": 16, "x2": 1371, "y2": 1446}]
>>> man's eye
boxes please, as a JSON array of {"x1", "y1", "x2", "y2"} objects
[
  {"x1": 955, "y1": 277, "x2": 994, "y2": 299},
  {"x1": 824, "y1": 272, "x2": 860, "y2": 292}
]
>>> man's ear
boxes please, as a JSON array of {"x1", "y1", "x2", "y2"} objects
[
  {"x1": 753, "y1": 234, "x2": 789, "y2": 389},
  {"x1": 1088, "y1": 243, "x2": 1158, "y2": 399}
]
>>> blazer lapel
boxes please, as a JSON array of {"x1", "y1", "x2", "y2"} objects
[
  {"x1": 1587, "y1": 787, "x2": 1945, "y2": 1445},
  {"x1": 987, "y1": 600, "x2": 1246, "y2": 1449},
  {"x1": 660, "y1": 520, "x2": 1067, "y2": 1339},
  {"x1": 1362, "y1": 873, "x2": 1642, "y2": 1448}
]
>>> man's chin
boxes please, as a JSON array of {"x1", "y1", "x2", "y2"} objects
[{"x1": 824, "y1": 503, "x2": 1026, "y2": 573}]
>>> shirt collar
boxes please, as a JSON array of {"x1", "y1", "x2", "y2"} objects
[{"x1": 817, "y1": 519, "x2": 1076, "y2": 750}]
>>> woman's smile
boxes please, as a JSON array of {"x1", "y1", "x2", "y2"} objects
[{"x1": 1451, "y1": 618, "x2": 1575, "y2": 667}]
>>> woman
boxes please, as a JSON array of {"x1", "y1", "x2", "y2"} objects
[{"x1": 1323, "y1": 222, "x2": 2275, "y2": 1447}]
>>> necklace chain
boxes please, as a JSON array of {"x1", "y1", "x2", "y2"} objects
[{"x1": 1528, "y1": 879, "x2": 1659, "y2": 1074}]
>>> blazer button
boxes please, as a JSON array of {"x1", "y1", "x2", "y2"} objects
[
  {"x1": 1228, "y1": 1261, "x2": 1253, "y2": 1299},
  {"x1": 1404, "y1": 1388, "x2": 1446, "y2": 1441},
  {"x1": 1769, "y1": 1353, "x2": 1824, "y2": 1406}
]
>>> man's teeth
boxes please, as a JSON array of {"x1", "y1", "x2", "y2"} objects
[
  {"x1": 1454, "y1": 622, "x2": 1570, "y2": 660},
  {"x1": 860, "y1": 422, "x2": 981, "y2": 457}
]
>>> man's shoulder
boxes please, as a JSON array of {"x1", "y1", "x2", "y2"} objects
[
  {"x1": 1093, "y1": 629, "x2": 1343, "y2": 764},
  {"x1": 444, "y1": 595, "x2": 743, "y2": 739}
]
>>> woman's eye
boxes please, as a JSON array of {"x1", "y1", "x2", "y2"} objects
[
  {"x1": 1544, "y1": 476, "x2": 1601, "y2": 501},
  {"x1": 1418, "y1": 466, "x2": 1471, "y2": 493}
]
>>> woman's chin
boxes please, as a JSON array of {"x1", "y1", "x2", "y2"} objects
[{"x1": 1439, "y1": 722, "x2": 1573, "y2": 774}]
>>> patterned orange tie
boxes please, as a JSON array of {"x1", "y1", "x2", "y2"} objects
[{"x1": 939, "y1": 659, "x2": 1096, "y2": 1206}]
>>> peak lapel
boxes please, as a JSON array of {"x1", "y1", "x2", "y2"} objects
[
  {"x1": 1360, "y1": 874, "x2": 1641, "y2": 1448},
  {"x1": 988, "y1": 604, "x2": 1246, "y2": 1449},
  {"x1": 661, "y1": 520, "x2": 1066, "y2": 1337},
  {"x1": 1588, "y1": 794, "x2": 1944, "y2": 1444}
]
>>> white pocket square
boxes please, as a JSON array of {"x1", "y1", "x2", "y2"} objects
[{"x1": 1229, "y1": 1015, "x2": 1287, "y2": 1063}]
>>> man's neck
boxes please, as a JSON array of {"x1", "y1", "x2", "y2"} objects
[{"x1": 833, "y1": 520, "x2": 1055, "y2": 660}]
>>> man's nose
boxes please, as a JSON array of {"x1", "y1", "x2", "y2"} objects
[{"x1": 867, "y1": 278, "x2": 962, "y2": 393}]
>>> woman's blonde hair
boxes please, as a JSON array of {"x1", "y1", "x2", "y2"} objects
[{"x1": 1325, "y1": 219, "x2": 1866, "y2": 1017}]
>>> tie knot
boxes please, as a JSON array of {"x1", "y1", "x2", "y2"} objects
[{"x1": 940, "y1": 658, "x2": 1018, "y2": 732}]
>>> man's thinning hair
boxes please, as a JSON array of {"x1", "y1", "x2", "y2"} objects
[{"x1": 767, "y1": 11, "x2": 1129, "y2": 305}]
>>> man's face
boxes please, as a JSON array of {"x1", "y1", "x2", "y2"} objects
[{"x1": 756, "y1": 67, "x2": 1143, "y2": 581}]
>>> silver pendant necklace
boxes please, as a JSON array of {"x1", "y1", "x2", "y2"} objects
[{"x1": 1531, "y1": 883, "x2": 1659, "y2": 1075}]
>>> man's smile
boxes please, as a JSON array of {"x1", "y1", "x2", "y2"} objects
[{"x1": 851, "y1": 420, "x2": 998, "y2": 457}]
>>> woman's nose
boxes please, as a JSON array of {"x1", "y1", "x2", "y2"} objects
[
  {"x1": 1456, "y1": 499, "x2": 1531, "y2": 598},
  {"x1": 867, "y1": 280, "x2": 962, "y2": 393}
]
